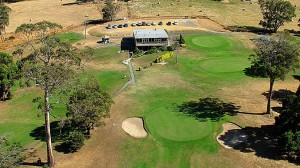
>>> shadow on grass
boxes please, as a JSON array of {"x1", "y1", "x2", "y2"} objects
[
  {"x1": 244, "y1": 64, "x2": 268, "y2": 78},
  {"x1": 226, "y1": 26, "x2": 269, "y2": 34},
  {"x1": 262, "y1": 89, "x2": 295, "y2": 102},
  {"x1": 293, "y1": 75, "x2": 300, "y2": 81},
  {"x1": 220, "y1": 125, "x2": 300, "y2": 165},
  {"x1": 22, "y1": 161, "x2": 47, "y2": 167},
  {"x1": 261, "y1": 89, "x2": 296, "y2": 113},
  {"x1": 30, "y1": 121, "x2": 70, "y2": 143},
  {"x1": 62, "y1": 1, "x2": 82, "y2": 6},
  {"x1": 30, "y1": 120, "x2": 76, "y2": 154},
  {"x1": 86, "y1": 19, "x2": 108, "y2": 25},
  {"x1": 177, "y1": 97, "x2": 240, "y2": 122}
]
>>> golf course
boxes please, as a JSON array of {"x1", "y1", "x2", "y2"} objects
[{"x1": 118, "y1": 33, "x2": 254, "y2": 167}]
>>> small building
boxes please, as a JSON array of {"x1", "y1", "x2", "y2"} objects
[{"x1": 133, "y1": 29, "x2": 169, "y2": 49}]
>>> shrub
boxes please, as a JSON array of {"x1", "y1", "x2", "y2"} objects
[
  {"x1": 180, "y1": 44, "x2": 187, "y2": 47},
  {"x1": 64, "y1": 131, "x2": 85, "y2": 152},
  {"x1": 179, "y1": 34, "x2": 185, "y2": 44},
  {"x1": 147, "y1": 47, "x2": 158, "y2": 54},
  {"x1": 159, "y1": 46, "x2": 168, "y2": 51},
  {"x1": 282, "y1": 131, "x2": 300, "y2": 154},
  {"x1": 134, "y1": 47, "x2": 143, "y2": 57}
]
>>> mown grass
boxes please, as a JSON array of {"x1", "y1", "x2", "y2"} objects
[
  {"x1": 57, "y1": 32, "x2": 84, "y2": 43},
  {"x1": 120, "y1": 33, "x2": 251, "y2": 167}
]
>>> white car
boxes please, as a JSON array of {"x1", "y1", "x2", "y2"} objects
[{"x1": 173, "y1": 21, "x2": 178, "y2": 25}]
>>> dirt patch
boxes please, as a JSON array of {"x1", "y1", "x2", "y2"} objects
[
  {"x1": 122, "y1": 117, "x2": 147, "y2": 138},
  {"x1": 217, "y1": 123, "x2": 248, "y2": 149}
]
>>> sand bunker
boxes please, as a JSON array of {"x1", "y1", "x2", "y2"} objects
[
  {"x1": 217, "y1": 123, "x2": 248, "y2": 149},
  {"x1": 122, "y1": 117, "x2": 147, "y2": 138}
]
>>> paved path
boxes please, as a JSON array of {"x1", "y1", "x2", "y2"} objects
[{"x1": 113, "y1": 57, "x2": 135, "y2": 97}]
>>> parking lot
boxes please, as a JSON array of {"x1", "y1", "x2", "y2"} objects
[{"x1": 87, "y1": 18, "x2": 227, "y2": 38}]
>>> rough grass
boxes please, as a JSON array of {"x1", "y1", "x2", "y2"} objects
[{"x1": 119, "y1": 33, "x2": 251, "y2": 167}]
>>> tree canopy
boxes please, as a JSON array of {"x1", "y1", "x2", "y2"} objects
[
  {"x1": 275, "y1": 91, "x2": 300, "y2": 156},
  {"x1": 0, "y1": 52, "x2": 17, "y2": 101},
  {"x1": 0, "y1": 134, "x2": 24, "y2": 168},
  {"x1": 15, "y1": 20, "x2": 93, "y2": 167},
  {"x1": 0, "y1": 3, "x2": 11, "y2": 41},
  {"x1": 247, "y1": 33, "x2": 299, "y2": 114},
  {"x1": 67, "y1": 76, "x2": 113, "y2": 135},
  {"x1": 102, "y1": 0, "x2": 121, "y2": 21},
  {"x1": 258, "y1": 0, "x2": 296, "y2": 33}
]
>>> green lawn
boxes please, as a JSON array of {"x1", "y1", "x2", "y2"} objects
[
  {"x1": 120, "y1": 33, "x2": 252, "y2": 167},
  {"x1": 57, "y1": 32, "x2": 84, "y2": 43}
]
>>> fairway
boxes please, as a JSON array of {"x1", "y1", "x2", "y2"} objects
[{"x1": 192, "y1": 35, "x2": 231, "y2": 49}]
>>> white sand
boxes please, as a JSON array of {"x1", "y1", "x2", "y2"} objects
[{"x1": 122, "y1": 117, "x2": 147, "y2": 138}]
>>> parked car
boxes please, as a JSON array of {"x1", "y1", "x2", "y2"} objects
[
  {"x1": 166, "y1": 21, "x2": 172, "y2": 26},
  {"x1": 123, "y1": 23, "x2": 129, "y2": 27},
  {"x1": 137, "y1": 22, "x2": 142, "y2": 26},
  {"x1": 142, "y1": 22, "x2": 146, "y2": 26},
  {"x1": 113, "y1": 24, "x2": 118, "y2": 29},
  {"x1": 173, "y1": 21, "x2": 178, "y2": 25},
  {"x1": 106, "y1": 24, "x2": 112, "y2": 29},
  {"x1": 158, "y1": 21, "x2": 163, "y2": 25},
  {"x1": 118, "y1": 24, "x2": 123, "y2": 28},
  {"x1": 146, "y1": 22, "x2": 151, "y2": 26},
  {"x1": 151, "y1": 21, "x2": 156, "y2": 26},
  {"x1": 131, "y1": 22, "x2": 136, "y2": 27}
]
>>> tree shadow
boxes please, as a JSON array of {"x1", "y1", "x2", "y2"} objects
[
  {"x1": 220, "y1": 125, "x2": 300, "y2": 165},
  {"x1": 177, "y1": 97, "x2": 240, "y2": 122},
  {"x1": 62, "y1": 1, "x2": 82, "y2": 6},
  {"x1": 86, "y1": 19, "x2": 108, "y2": 25},
  {"x1": 244, "y1": 64, "x2": 268, "y2": 78},
  {"x1": 226, "y1": 26, "x2": 270, "y2": 35},
  {"x1": 285, "y1": 29, "x2": 300, "y2": 37},
  {"x1": 1, "y1": 0, "x2": 24, "y2": 3},
  {"x1": 292, "y1": 75, "x2": 300, "y2": 81},
  {"x1": 22, "y1": 161, "x2": 47, "y2": 167},
  {"x1": 262, "y1": 89, "x2": 295, "y2": 102},
  {"x1": 29, "y1": 121, "x2": 70, "y2": 143}
]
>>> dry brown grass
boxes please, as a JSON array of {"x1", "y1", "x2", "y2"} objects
[
  {"x1": 6, "y1": 0, "x2": 101, "y2": 33},
  {"x1": 191, "y1": 147, "x2": 299, "y2": 168},
  {"x1": 130, "y1": 0, "x2": 300, "y2": 31},
  {"x1": 217, "y1": 78, "x2": 299, "y2": 127}
]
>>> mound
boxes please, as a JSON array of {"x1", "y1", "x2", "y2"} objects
[
  {"x1": 217, "y1": 123, "x2": 248, "y2": 149},
  {"x1": 122, "y1": 117, "x2": 147, "y2": 138}
]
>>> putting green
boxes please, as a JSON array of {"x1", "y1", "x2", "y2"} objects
[
  {"x1": 191, "y1": 35, "x2": 231, "y2": 49},
  {"x1": 199, "y1": 57, "x2": 249, "y2": 73},
  {"x1": 146, "y1": 107, "x2": 213, "y2": 142}
]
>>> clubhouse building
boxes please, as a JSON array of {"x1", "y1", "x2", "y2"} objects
[{"x1": 133, "y1": 29, "x2": 169, "y2": 49}]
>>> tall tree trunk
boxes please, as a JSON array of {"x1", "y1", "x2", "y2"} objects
[
  {"x1": 267, "y1": 78, "x2": 275, "y2": 115},
  {"x1": 45, "y1": 88, "x2": 55, "y2": 167}
]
